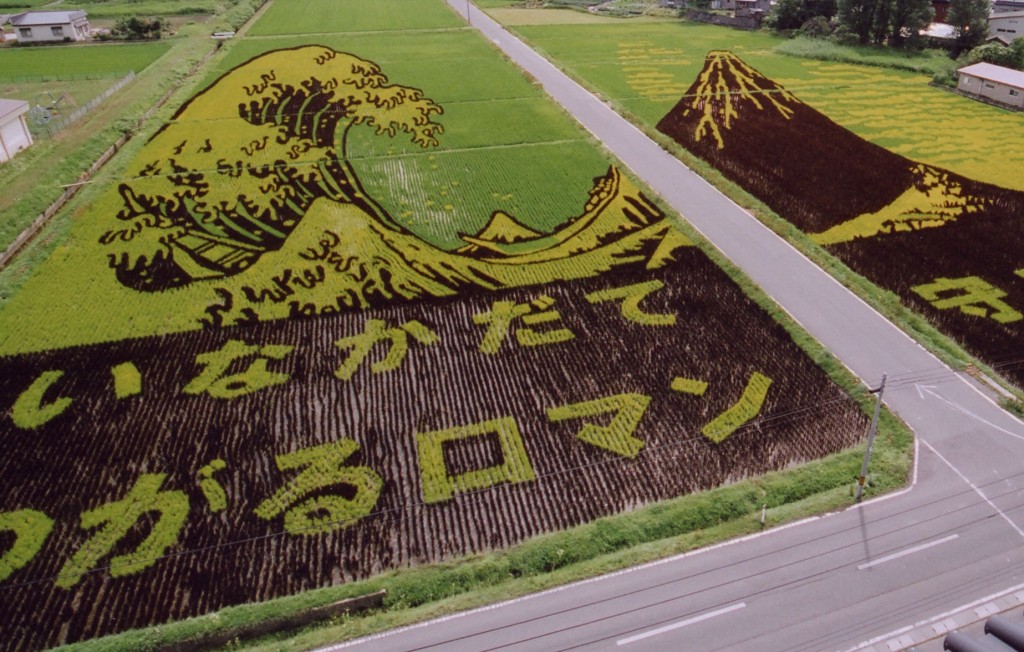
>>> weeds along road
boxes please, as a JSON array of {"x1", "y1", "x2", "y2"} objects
[{"x1": 322, "y1": 3, "x2": 1024, "y2": 651}]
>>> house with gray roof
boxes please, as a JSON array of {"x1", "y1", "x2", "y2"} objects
[
  {"x1": 9, "y1": 10, "x2": 90, "y2": 43},
  {"x1": 957, "y1": 62, "x2": 1024, "y2": 109}
]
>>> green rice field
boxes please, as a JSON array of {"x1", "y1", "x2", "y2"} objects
[
  {"x1": 246, "y1": 0, "x2": 463, "y2": 36},
  {"x1": 0, "y1": 42, "x2": 172, "y2": 81},
  {"x1": 68, "y1": 0, "x2": 220, "y2": 18},
  {"x1": 509, "y1": 19, "x2": 1024, "y2": 191}
]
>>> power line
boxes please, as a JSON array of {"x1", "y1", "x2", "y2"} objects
[{"x1": 364, "y1": 471, "x2": 1024, "y2": 652}]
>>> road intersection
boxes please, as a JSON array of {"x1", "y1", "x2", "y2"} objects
[{"x1": 327, "y1": 3, "x2": 1024, "y2": 649}]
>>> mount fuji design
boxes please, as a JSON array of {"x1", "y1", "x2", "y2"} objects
[
  {"x1": 655, "y1": 51, "x2": 1023, "y2": 242},
  {"x1": 658, "y1": 50, "x2": 1024, "y2": 389}
]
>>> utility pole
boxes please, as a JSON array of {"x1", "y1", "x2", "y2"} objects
[
  {"x1": 855, "y1": 374, "x2": 886, "y2": 502},
  {"x1": 466, "y1": 0, "x2": 472, "y2": 25}
]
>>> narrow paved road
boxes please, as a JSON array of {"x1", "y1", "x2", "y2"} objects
[{"x1": 326, "y1": 4, "x2": 1024, "y2": 650}]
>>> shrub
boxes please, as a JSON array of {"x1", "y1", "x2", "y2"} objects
[
  {"x1": 800, "y1": 16, "x2": 833, "y2": 38},
  {"x1": 111, "y1": 16, "x2": 164, "y2": 40},
  {"x1": 965, "y1": 41, "x2": 1024, "y2": 70}
]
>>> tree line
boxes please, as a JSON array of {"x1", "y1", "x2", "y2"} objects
[{"x1": 765, "y1": 0, "x2": 995, "y2": 55}]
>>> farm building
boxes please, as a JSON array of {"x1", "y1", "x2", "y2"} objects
[
  {"x1": 735, "y1": 0, "x2": 771, "y2": 17},
  {"x1": 716, "y1": 0, "x2": 771, "y2": 13},
  {"x1": 922, "y1": 22, "x2": 956, "y2": 45},
  {"x1": 989, "y1": 10, "x2": 1024, "y2": 43},
  {"x1": 0, "y1": 99, "x2": 32, "y2": 163},
  {"x1": 957, "y1": 62, "x2": 1024, "y2": 109},
  {"x1": 9, "y1": 11, "x2": 90, "y2": 43},
  {"x1": 994, "y1": 0, "x2": 1024, "y2": 12}
]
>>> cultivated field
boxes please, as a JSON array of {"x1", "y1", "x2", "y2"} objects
[
  {"x1": 498, "y1": 13, "x2": 1024, "y2": 387},
  {"x1": 246, "y1": 0, "x2": 463, "y2": 36},
  {"x1": 65, "y1": 0, "x2": 220, "y2": 19},
  {"x1": 0, "y1": 42, "x2": 172, "y2": 81},
  {"x1": 510, "y1": 20, "x2": 1024, "y2": 191},
  {"x1": 0, "y1": 2, "x2": 878, "y2": 649},
  {"x1": 655, "y1": 50, "x2": 1024, "y2": 386}
]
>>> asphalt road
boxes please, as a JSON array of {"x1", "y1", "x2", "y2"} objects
[{"x1": 323, "y1": 4, "x2": 1024, "y2": 650}]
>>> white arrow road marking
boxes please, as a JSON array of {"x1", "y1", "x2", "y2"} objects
[
  {"x1": 857, "y1": 534, "x2": 959, "y2": 570},
  {"x1": 616, "y1": 602, "x2": 747, "y2": 646}
]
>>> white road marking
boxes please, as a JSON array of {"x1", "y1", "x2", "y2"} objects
[
  {"x1": 923, "y1": 439, "x2": 1024, "y2": 539},
  {"x1": 857, "y1": 534, "x2": 959, "y2": 570},
  {"x1": 616, "y1": 602, "x2": 747, "y2": 646},
  {"x1": 322, "y1": 3, "x2": 1014, "y2": 651},
  {"x1": 847, "y1": 579, "x2": 1024, "y2": 650},
  {"x1": 919, "y1": 385, "x2": 1024, "y2": 442}
]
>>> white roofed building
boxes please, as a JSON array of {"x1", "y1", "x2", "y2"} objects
[
  {"x1": 957, "y1": 62, "x2": 1024, "y2": 109},
  {"x1": 9, "y1": 11, "x2": 90, "y2": 43}
]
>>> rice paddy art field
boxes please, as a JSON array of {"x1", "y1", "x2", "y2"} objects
[
  {"x1": 0, "y1": 3, "x2": 877, "y2": 650},
  {"x1": 655, "y1": 50, "x2": 1024, "y2": 387},
  {"x1": 509, "y1": 20, "x2": 1024, "y2": 191},
  {"x1": 502, "y1": 14, "x2": 1024, "y2": 383}
]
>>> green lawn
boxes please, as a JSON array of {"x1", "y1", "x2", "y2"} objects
[
  {"x1": 0, "y1": 77, "x2": 119, "y2": 122},
  {"x1": 0, "y1": 42, "x2": 173, "y2": 81}
]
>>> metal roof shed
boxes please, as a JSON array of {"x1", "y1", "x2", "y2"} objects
[{"x1": 956, "y1": 62, "x2": 1024, "y2": 109}]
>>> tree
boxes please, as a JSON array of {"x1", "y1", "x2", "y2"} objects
[
  {"x1": 800, "y1": 15, "x2": 834, "y2": 36},
  {"x1": 100, "y1": 46, "x2": 444, "y2": 292},
  {"x1": 111, "y1": 16, "x2": 163, "y2": 40},
  {"x1": 836, "y1": 0, "x2": 932, "y2": 47},
  {"x1": 947, "y1": 0, "x2": 990, "y2": 55},
  {"x1": 888, "y1": 0, "x2": 933, "y2": 47},
  {"x1": 837, "y1": 0, "x2": 879, "y2": 43},
  {"x1": 767, "y1": 0, "x2": 837, "y2": 30},
  {"x1": 870, "y1": 0, "x2": 893, "y2": 44}
]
